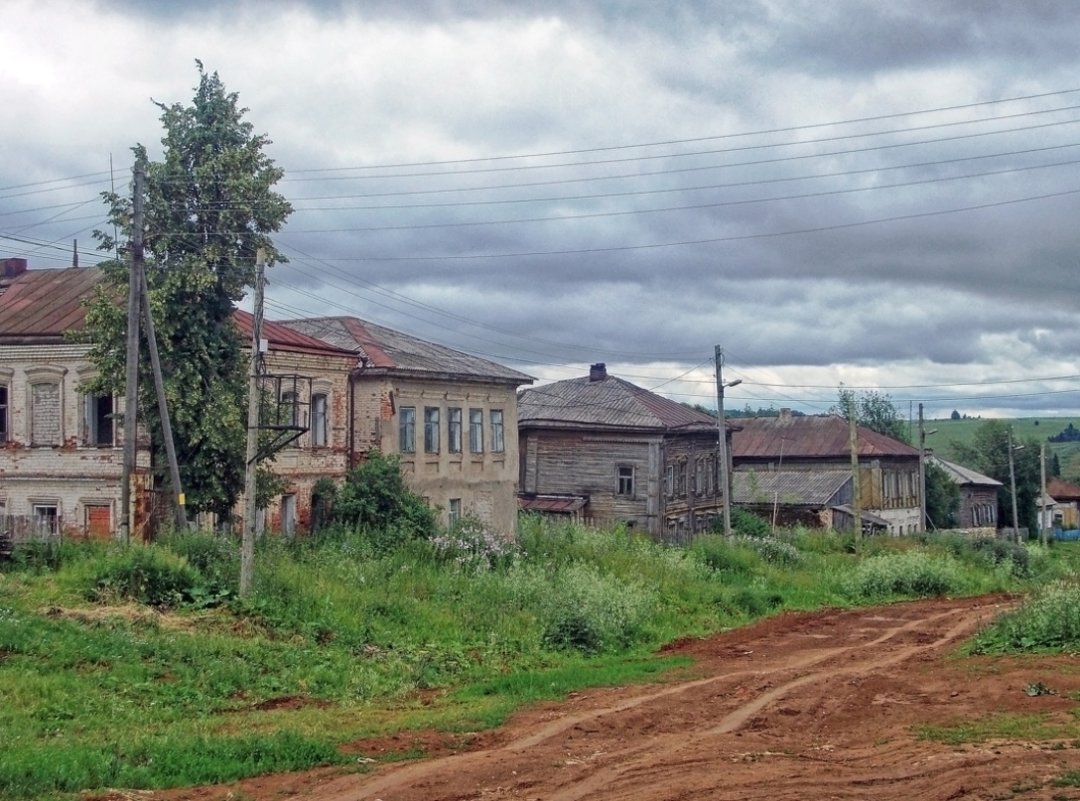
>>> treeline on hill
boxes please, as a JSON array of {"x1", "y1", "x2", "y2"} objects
[{"x1": 4, "y1": 494, "x2": 1080, "y2": 800}]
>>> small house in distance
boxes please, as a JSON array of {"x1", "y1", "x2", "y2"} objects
[
  {"x1": 732, "y1": 409, "x2": 922, "y2": 535},
  {"x1": 927, "y1": 456, "x2": 1002, "y2": 536},
  {"x1": 517, "y1": 363, "x2": 729, "y2": 541}
]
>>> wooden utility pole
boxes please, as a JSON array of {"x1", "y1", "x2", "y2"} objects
[
  {"x1": 918, "y1": 403, "x2": 927, "y2": 533},
  {"x1": 240, "y1": 250, "x2": 266, "y2": 597},
  {"x1": 119, "y1": 166, "x2": 144, "y2": 545},
  {"x1": 137, "y1": 267, "x2": 186, "y2": 530},
  {"x1": 849, "y1": 409, "x2": 862, "y2": 541},
  {"x1": 1008, "y1": 427, "x2": 1021, "y2": 543},
  {"x1": 1040, "y1": 442, "x2": 1049, "y2": 546},
  {"x1": 714, "y1": 346, "x2": 739, "y2": 538}
]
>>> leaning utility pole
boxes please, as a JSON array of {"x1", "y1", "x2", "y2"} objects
[
  {"x1": 1040, "y1": 442, "x2": 1049, "y2": 546},
  {"x1": 1008, "y1": 427, "x2": 1021, "y2": 543},
  {"x1": 240, "y1": 250, "x2": 266, "y2": 597},
  {"x1": 137, "y1": 266, "x2": 186, "y2": 531},
  {"x1": 119, "y1": 167, "x2": 144, "y2": 545}
]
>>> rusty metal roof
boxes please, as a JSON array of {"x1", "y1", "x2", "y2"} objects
[
  {"x1": 233, "y1": 310, "x2": 356, "y2": 359},
  {"x1": 279, "y1": 316, "x2": 533, "y2": 384},
  {"x1": 0, "y1": 266, "x2": 108, "y2": 344},
  {"x1": 518, "y1": 494, "x2": 588, "y2": 513},
  {"x1": 1047, "y1": 476, "x2": 1080, "y2": 501},
  {"x1": 732, "y1": 469, "x2": 851, "y2": 505},
  {"x1": 518, "y1": 374, "x2": 718, "y2": 432},
  {"x1": 732, "y1": 414, "x2": 920, "y2": 459}
]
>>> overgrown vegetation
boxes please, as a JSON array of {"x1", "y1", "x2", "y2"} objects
[{"x1": 2, "y1": 522, "x2": 1078, "y2": 800}]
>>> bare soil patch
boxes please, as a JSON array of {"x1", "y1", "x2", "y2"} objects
[{"x1": 98, "y1": 596, "x2": 1080, "y2": 801}]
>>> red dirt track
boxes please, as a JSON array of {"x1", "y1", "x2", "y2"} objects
[{"x1": 133, "y1": 597, "x2": 1080, "y2": 801}]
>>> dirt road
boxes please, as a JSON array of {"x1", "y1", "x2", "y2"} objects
[{"x1": 155, "y1": 597, "x2": 1080, "y2": 801}]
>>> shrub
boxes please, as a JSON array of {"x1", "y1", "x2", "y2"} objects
[
  {"x1": 843, "y1": 550, "x2": 968, "y2": 600},
  {"x1": 332, "y1": 450, "x2": 436, "y2": 550},
  {"x1": 87, "y1": 546, "x2": 200, "y2": 608},
  {"x1": 158, "y1": 530, "x2": 238, "y2": 605},
  {"x1": 733, "y1": 535, "x2": 801, "y2": 566},
  {"x1": 429, "y1": 514, "x2": 518, "y2": 571},
  {"x1": 538, "y1": 564, "x2": 654, "y2": 654},
  {"x1": 690, "y1": 535, "x2": 763, "y2": 575},
  {"x1": 729, "y1": 508, "x2": 772, "y2": 538},
  {"x1": 969, "y1": 580, "x2": 1080, "y2": 653}
]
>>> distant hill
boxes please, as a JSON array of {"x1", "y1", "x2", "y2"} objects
[{"x1": 925, "y1": 417, "x2": 1080, "y2": 481}]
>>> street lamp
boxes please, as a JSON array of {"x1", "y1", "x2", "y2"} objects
[{"x1": 715, "y1": 348, "x2": 742, "y2": 538}]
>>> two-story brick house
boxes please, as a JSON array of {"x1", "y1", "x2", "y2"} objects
[
  {"x1": 279, "y1": 316, "x2": 534, "y2": 535},
  {"x1": 0, "y1": 260, "x2": 146, "y2": 538}
]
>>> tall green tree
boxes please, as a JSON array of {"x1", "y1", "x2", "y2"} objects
[
  {"x1": 952, "y1": 420, "x2": 1041, "y2": 534},
  {"x1": 832, "y1": 386, "x2": 910, "y2": 443},
  {"x1": 85, "y1": 64, "x2": 292, "y2": 519},
  {"x1": 924, "y1": 460, "x2": 960, "y2": 529}
]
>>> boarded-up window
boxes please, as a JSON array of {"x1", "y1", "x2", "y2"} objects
[
  {"x1": 31, "y1": 382, "x2": 61, "y2": 446},
  {"x1": 84, "y1": 504, "x2": 111, "y2": 539},
  {"x1": 0, "y1": 385, "x2": 8, "y2": 442}
]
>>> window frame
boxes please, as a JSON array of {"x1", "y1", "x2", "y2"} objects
[
  {"x1": 448, "y1": 497, "x2": 462, "y2": 527},
  {"x1": 32, "y1": 502, "x2": 59, "y2": 537},
  {"x1": 490, "y1": 408, "x2": 505, "y2": 453},
  {"x1": 423, "y1": 406, "x2": 440, "y2": 453},
  {"x1": 27, "y1": 370, "x2": 64, "y2": 447},
  {"x1": 311, "y1": 392, "x2": 329, "y2": 447},
  {"x1": 447, "y1": 407, "x2": 462, "y2": 454},
  {"x1": 0, "y1": 383, "x2": 8, "y2": 444},
  {"x1": 617, "y1": 464, "x2": 635, "y2": 497},
  {"x1": 84, "y1": 392, "x2": 115, "y2": 447},
  {"x1": 399, "y1": 406, "x2": 416, "y2": 453},
  {"x1": 468, "y1": 408, "x2": 484, "y2": 454}
]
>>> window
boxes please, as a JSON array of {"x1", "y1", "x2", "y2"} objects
[
  {"x1": 448, "y1": 407, "x2": 462, "y2": 453},
  {"x1": 448, "y1": 498, "x2": 462, "y2": 527},
  {"x1": 0, "y1": 385, "x2": 8, "y2": 443},
  {"x1": 33, "y1": 504, "x2": 59, "y2": 537},
  {"x1": 84, "y1": 393, "x2": 114, "y2": 447},
  {"x1": 469, "y1": 408, "x2": 484, "y2": 453},
  {"x1": 30, "y1": 382, "x2": 62, "y2": 446},
  {"x1": 84, "y1": 503, "x2": 112, "y2": 538},
  {"x1": 280, "y1": 390, "x2": 299, "y2": 427},
  {"x1": 695, "y1": 458, "x2": 705, "y2": 495},
  {"x1": 617, "y1": 465, "x2": 635, "y2": 496},
  {"x1": 399, "y1": 406, "x2": 416, "y2": 453},
  {"x1": 490, "y1": 409, "x2": 505, "y2": 453},
  {"x1": 311, "y1": 393, "x2": 328, "y2": 447},
  {"x1": 665, "y1": 464, "x2": 674, "y2": 498},
  {"x1": 424, "y1": 407, "x2": 440, "y2": 453},
  {"x1": 676, "y1": 460, "x2": 687, "y2": 496}
]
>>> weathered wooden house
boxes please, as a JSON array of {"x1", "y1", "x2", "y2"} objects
[
  {"x1": 731, "y1": 468, "x2": 871, "y2": 530},
  {"x1": 732, "y1": 410, "x2": 922, "y2": 534},
  {"x1": 279, "y1": 316, "x2": 533, "y2": 536},
  {"x1": 517, "y1": 363, "x2": 727, "y2": 541},
  {"x1": 926, "y1": 456, "x2": 1001, "y2": 535},
  {"x1": 1046, "y1": 477, "x2": 1080, "y2": 531}
]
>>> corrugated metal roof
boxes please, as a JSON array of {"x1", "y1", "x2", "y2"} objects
[
  {"x1": 0, "y1": 267, "x2": 108, "y2": 343},
  {"x1": 279, "y1": 316, "x2": 533, "y2": 384},
  {"x1": 732, "y1": 469, "x2": 851, "y2": 505},
  {"x1": 233, "y1": 310, "x2": 357, "y2": 359},
  {"x1": 732, "y1": 414, "x2": 920, "y2": 459},
  {"x1": 928, "y1": 456, "x2": 1003, "y2": 488},
  {"x1": 519, "y1": 494, "x2": 588, "y2": 513},
  {"x1": 518, "y1": 374, "x2": 717, "y2": 432}
]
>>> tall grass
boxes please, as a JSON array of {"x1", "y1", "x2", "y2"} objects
[{"x1": 1, "y1": 522, "x2": 1075, "y2": 800}]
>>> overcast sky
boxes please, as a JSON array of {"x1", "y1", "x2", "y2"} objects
[{"x1": 4, "y1": 0, "x2": 1080, "y2": 420}]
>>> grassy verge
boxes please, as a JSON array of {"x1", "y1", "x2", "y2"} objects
[{"x1": 1, "y1": 520, "x2": 1076, "y2": 800}]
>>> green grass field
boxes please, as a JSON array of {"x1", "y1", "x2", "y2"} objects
[
  {"x1": 921, "y1": 416, "x2": 1080, "y2": 480},
  {"x1": 3, "y1": 523, "x2": 1080, "y2": 800}
]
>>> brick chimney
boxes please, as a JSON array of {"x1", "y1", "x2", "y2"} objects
[
  {"x1": 0, "y1": 257, "x2": 27, "y2": 297},
  {"x1": 589, "y1": 362, "x2": 607, "y2": 382},
  {"x1": 1, "y1": 258, "x2": 27, "y2": 279}
]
